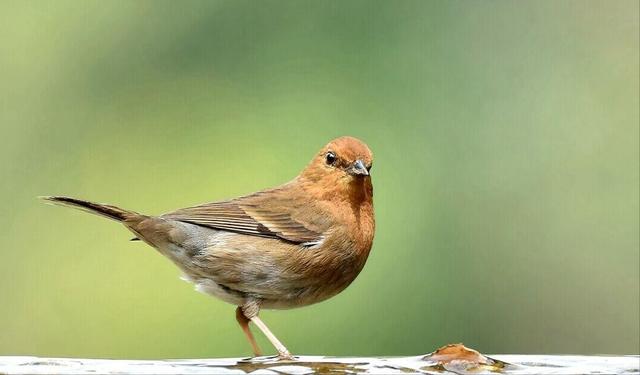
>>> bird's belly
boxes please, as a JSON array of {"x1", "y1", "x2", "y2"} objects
[
  {"x1": 182, "y1": 266, "x2": 356, "y2": 310},
  {"x1": 258, "y1": 249, "x2": 368, "y2": 309},
  {"x1": 155, "y1": 222, "x2": 369, "y2": 309}
]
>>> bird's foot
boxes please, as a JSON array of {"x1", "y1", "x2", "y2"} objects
[
  {"x1": 238, "y1": 354, "x2": 296, "y2": 364},
  {"x1": 277, "y1": 351, "x2": 295, "y2": 361}
]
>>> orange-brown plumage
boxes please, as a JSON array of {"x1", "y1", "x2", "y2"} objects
[{"x1": 42, "y1": 136, "x2": 375, "y2": 359}]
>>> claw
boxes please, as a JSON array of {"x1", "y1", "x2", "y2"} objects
[{"x1": 277, "y1": 352, "x2": 295, "y2": 361}]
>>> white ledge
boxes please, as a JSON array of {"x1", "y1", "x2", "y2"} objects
[{"x1": 0, "y1": 355, "x2": 638, "y2": 374}]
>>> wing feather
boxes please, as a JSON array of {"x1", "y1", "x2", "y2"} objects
[{"x1": 162, "y1": 188, "x2": 325, "y2": 244}]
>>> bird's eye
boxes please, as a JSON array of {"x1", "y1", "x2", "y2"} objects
[
  {"x1": 366, "y1": 164, "x2": 372, "y2": 172},
  {"x1": 325, "y1": 151, "x2": 336, "y2": 165}
]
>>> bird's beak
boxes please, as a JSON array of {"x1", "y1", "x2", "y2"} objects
[{"x1": 350, "y1": 159, "x2": 370, "y2": 176}]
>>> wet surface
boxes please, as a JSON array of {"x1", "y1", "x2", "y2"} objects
[{"x1": 0, "y1": 354, "x2": 637, "y2": 374}]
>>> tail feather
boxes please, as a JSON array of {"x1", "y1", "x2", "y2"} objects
[{"x1": 40, "y1": 196, "x2": 138, "y2": 222}]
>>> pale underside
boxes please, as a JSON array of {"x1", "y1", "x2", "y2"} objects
[{"x1": 131, "y1": 219, "x2": 360, "y2": 310}]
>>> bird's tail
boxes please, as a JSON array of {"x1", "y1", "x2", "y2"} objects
[{"x1": 40, "y1": 196, "x2": 139, "y2": 222}]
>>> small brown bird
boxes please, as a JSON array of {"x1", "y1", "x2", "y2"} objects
[{"x1": 42, "y1": 136, "x2": 374, "y2": 360}]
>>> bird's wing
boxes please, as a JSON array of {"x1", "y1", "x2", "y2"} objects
[{"x1": 161, "y1": 188, "x2": 326, "y2": 244}]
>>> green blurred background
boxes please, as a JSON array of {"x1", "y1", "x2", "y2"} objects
[{"x1": 1, "y1": 0, "x2": 638, "y2": 358}]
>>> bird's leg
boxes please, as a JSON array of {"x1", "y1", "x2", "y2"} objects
[
  {"x1": 235, "y1": 306, "x2": 262, "y2": 357},
  {"x1": 242, "y1": 301, "x2": 293, "y2": 360},
  {"x1": 250, "y1": 315, "x2": 293, "y2": 360}
]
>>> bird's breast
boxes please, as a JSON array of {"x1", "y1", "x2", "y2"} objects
[{"x1": 261, "y1": 221, "x2": 373, "y2": 308}]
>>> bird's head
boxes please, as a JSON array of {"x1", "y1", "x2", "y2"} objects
[{"x1": 299, "y1": 136, "x2": 373, "y2": 198}]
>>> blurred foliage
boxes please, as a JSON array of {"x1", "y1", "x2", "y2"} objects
[{"x1": 0, "y1": 0, "x2": 638, "y2": 358}]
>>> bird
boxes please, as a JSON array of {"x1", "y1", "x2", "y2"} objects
[{"x1": 41, "y1": 136, "x2": 375, "y2": 360}]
